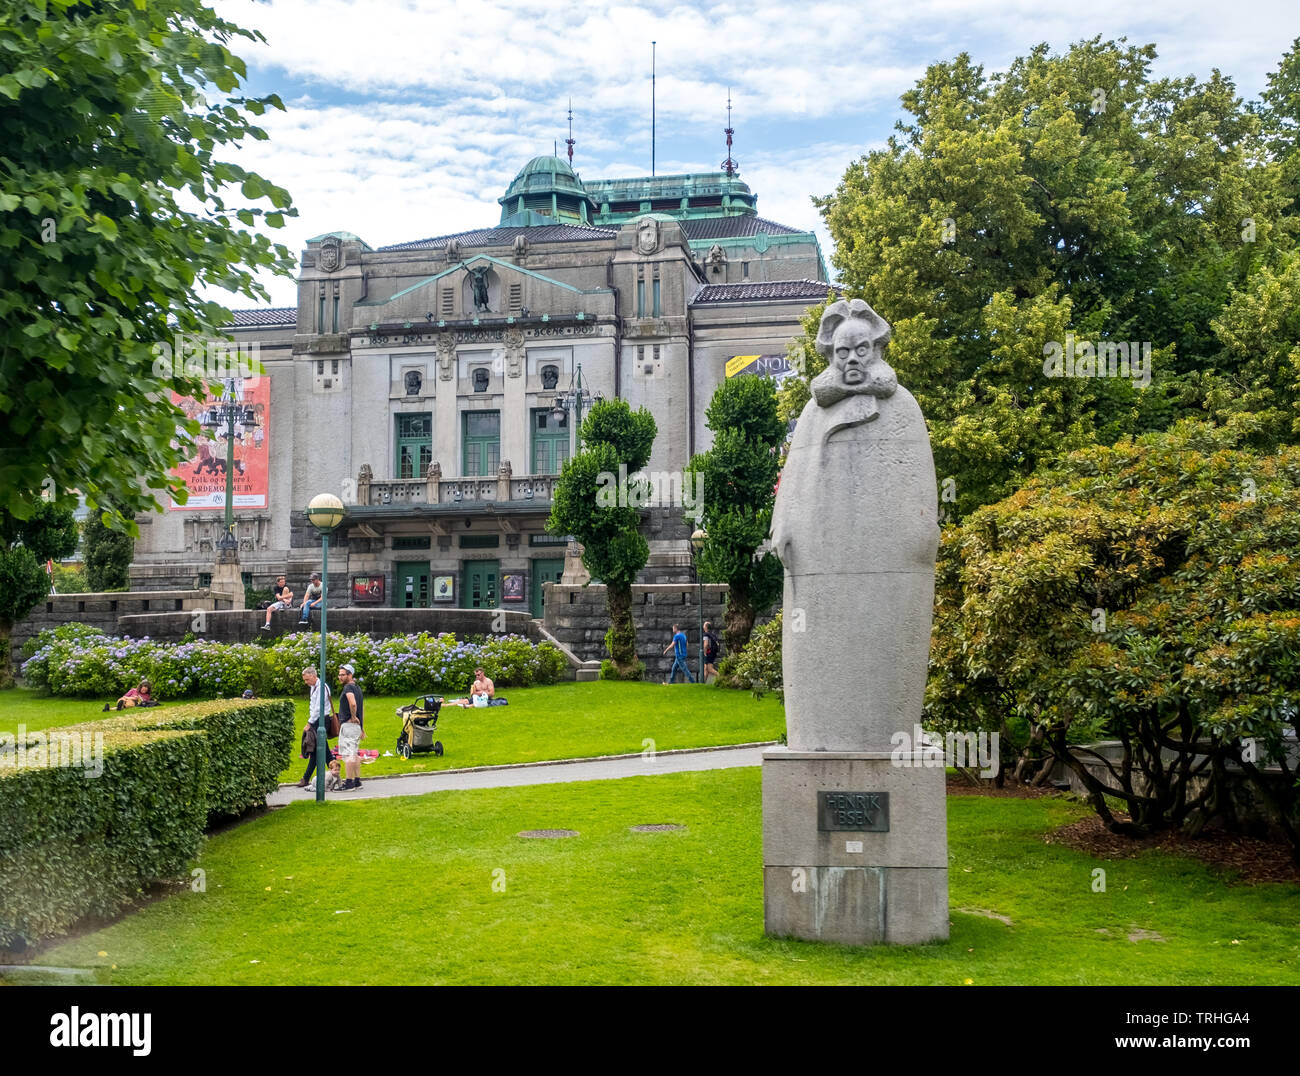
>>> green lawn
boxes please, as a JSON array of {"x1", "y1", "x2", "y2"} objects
[
  {"x1": 15, "y1": 769, "x2": 1297, "y2": 985},
  {"x1": 0, "y1": 682, "x2": 785, "y2": 780}
]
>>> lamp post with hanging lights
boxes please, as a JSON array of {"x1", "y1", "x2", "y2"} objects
[{"x1": 550, "y1": 363, "x2": 602, "y2": 460}]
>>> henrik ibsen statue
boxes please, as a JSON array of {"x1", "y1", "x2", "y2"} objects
[
  {"x1": 771, "y1": 298, "x2": 939, "y2": 752},
  {"x1": 763, "y1": 298, "x2": 947, "y2": 945}
]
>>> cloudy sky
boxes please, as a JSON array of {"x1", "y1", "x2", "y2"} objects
[{"x1": 213, "y1": 0, "x2": 1299, "y2": 308}]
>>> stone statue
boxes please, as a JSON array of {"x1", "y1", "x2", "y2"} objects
[
  {"x1": 763, "y1": 297, "x2": 946, "y2": 947},
  {"x1": 464, "y1": 263, "x2": 491, "y2": 312},
  {"x1": 770, "y1": 297, "x2": 939, "y2": 751}
]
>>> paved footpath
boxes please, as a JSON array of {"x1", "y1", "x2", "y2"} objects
[{"x1": 267, "y1": 742, "x2": 774, "y2": 806}]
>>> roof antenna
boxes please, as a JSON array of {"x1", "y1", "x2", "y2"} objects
[
  {"x1": 651, "y1": 41, "x2": 657, "y2": 176},
  {"x1": 722, "y1": 88, "x2": 737, "y2": 177},
  {"x1": 565, "y1": 98, "x2": 575, "y2": 166}
]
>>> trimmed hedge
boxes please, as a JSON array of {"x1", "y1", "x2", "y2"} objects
[{"x1": 0, "y1": 698, "x2": 294, "y2": 950}]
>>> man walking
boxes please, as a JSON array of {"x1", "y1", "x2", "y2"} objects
[
  {"x1": 663, "y1": 623, "x2": 694, "y2": 684},
  {"x1": 335, "y1": 663, "x2": 365, "y2": 790},
  {"x1": 297, "y1": 666, "x2": 333, "y2": 788}
]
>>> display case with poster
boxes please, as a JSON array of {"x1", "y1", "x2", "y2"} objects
[
  {"x1": 502, "y1": 572, "x2": 524, "y2": 602},
  {"x1": 433, "y1": 575, "x2": 455, "y2": 603},
  {"x1": 352, "y1": 576, "x2": 385, "y2": 604}
]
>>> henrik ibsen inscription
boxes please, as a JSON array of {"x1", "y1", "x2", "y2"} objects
[{"x1": 818, "y1": 791, "x2": 889, "y2": 832}]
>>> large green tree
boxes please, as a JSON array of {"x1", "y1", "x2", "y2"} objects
[
  {"x1": 687, "y1": 375, "x2": 784, "y2": 656},
  {"x1": 926, "y1": 422, "x2": 1300, "y2": 857},
  {"x1": 83, "y1": 512, "x2": 133, "y2": 591},
  {"x1": 790, "y1": 37, "x2": 1292, "y2": 519},
  {"x1": 548, "y1": 399, "x2": 657, "y2": 678},
  {"x1": 0, "y1": 0, "x2": 295, "y2": 529},
  {"x1": 0, "y1": 499, "x2": 78, "y2": 686}
]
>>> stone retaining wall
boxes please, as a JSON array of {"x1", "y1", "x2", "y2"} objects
[
  {"x1": 9, "y1": 591, "x2": 229, "y2": 668},
  {"x1": 542, "y1": 582, "x2": 731, "y2": 680}
]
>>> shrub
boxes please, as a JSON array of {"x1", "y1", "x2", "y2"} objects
[
  {"x1": 730, "y1": 611, "x2": 783, "y2": 698},
  {"x1": 0, "y1": 698, "x2": 293, "y2": 950}
]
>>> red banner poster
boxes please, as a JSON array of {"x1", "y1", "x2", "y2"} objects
[{"x1": 169, "y1": 378, "x2": 270, "y2": 510}]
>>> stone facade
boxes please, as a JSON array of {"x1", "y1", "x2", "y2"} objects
[{"x1": 130, "y1": 155, "x2": 830, "y2": 614}]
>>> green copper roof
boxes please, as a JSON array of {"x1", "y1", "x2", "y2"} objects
[{"x1": 306, "y1": 230, "x2": 373, "y2": 250}]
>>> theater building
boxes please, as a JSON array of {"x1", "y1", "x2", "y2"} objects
[{"x1": 129, "y1": 153, "x2": 832, "y2": 614}]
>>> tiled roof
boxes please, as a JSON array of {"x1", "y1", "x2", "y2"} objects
[
  {"x1": 681, "y1": 215, "x2": 808, "y2": 240},
  {"x1": 380, "y1": 224, "x2": 616, "y2": 251},
  {"x1": 228, "y1": 307, "x2": 297, "y2": 327},
  {"x1": 691, "y1": 280, "x2": 838, "y2": 304}
]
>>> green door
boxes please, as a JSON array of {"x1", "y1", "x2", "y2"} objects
[
  {"x1": 395, "y1": 561, "x2": 431, "y2": 608},
  {"x1": 463, "y1": 560, "x2": 499, "y2": 609},
  {"x1": 531, "y1": 557, "x2": 565, "y2": 617}
]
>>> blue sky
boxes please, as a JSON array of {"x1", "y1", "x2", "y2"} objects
[{"x1": 213, "y1": 0, "x2": 1300, "y2": 308}]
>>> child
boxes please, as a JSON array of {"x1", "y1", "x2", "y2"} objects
[{"x1": 104, "y1": 680, "x2": 157, "y2": 711}]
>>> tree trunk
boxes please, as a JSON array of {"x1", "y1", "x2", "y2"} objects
[
  {"x1": 0, "y1": 620, "x2": 13, "y2": 690},
  {"x1": 723, "y1": 577, "x2": 755, "y2": 657},
  {"x1": 604, "y1": 583, "x2": 639, "y2": 677}
]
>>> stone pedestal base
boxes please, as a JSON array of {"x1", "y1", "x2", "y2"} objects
[
  {"x1": 210, "y1": 558, "x2": 245, "y2": 611},
  {"x1": 762, "y1": 748, "x2": 948, "y2": 946}
]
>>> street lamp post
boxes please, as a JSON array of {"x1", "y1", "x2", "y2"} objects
[
  {"x1": 305, "y1": 493, "x2": 345, "y2": 803},
  {"x1": 691, "y1": 528, "x2": 707, "y2": 683},
  {"x1": 550, "y1": 363, "x2": 601, "y2": 461}
]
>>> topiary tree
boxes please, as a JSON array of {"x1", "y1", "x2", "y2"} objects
[
  {"x1": 688, "y1": 375, "x2": 785, "y2": 656},
  {"x1": 548, "y1": 399, "x2": 657, "y2": 678},
  {"x1": 926, "y1": 421, "x2": 1300, "y2": 857},
  {"x1": 83, "y1": 513, "x2": 133, "y2": 591},
  {"x1": 0, "y1": 499, "x2": 78, "y2": 687}
]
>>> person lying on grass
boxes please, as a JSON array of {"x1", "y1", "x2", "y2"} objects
[
  {"x1": 450, "y1": 668, "x2": 495, "y2": 708},
  {"x1": 103, "y1": 680, "x2": 159, "y2": 711}
]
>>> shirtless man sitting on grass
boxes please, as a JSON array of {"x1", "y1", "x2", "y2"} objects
[{"x1": 451, "y1": 668, "x2": 495, "y2": 708}]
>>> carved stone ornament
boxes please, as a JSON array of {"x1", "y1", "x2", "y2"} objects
[
  {"x1": 437, "y1": 330, "x2": 456, "y2": 381},
  {"x1": 504, "y1": 326, "x2": 524, "y2": 378},
  {"x1": 706, "y1": 243, "x2": 726, "y2": 274},
  {"x1": 445, "y1": 238, "x2": 462, "y2": 263},
  {"x1": 636, "y1": 216, "x2": 660, "y2": 256},
  {"x1": 319, "y1": 235, "x2": 342, "y2": 273}
]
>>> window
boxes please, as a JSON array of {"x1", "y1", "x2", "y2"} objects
[
  {"x1": 392, "y1": 535, "x2": 432, "y2": 550},
  {"x1": 317, "y1": 361, "x2": 324, "y2": 375},
  {"x1": 532, "y1": 408, "x2": 570, "y2": 474},
  {"x1": 459, "y1": 534, "x2": 500, "y2": 549},
  {"x1": 198, "y1": 572, "x2": 212, "y2": 588},
  {"x1": 529, "y1": 533, "x2": 569, "y2": 546},
  {"x1": 653, "y1": 345, "x2": 661, "y2": 363},
  {"x1": 742, "y1": 261, "x2": 750, "y2": 278},
  {"x1": 541, "y1": 364, "x2": 559, "y2": 390},
  {"x1": 472, "y1": 368, "x2": 490, "y2": 393},
  {"x1": 332, "y1": 295, "x2": 339, "y2": 333},
  {"x1": 636, "y1": 278, "x2": 645, "y2": 318},
  {"x1": 463, "y1": 411, "x2": 500, "y2": 476},
  {"x1": 395, "y1": 413, "x2": 432, "y2": 479},
  {"x1": 331, "y1": 359, "x2": 339, "y2": 374},
  {"x1": 652, "y1": 277, "x2": 661, "y2": 317},
  {"x1": 318, "y1": 295, "x2": 326, "y2": 331}
]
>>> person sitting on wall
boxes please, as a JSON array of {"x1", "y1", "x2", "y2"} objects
[
  {"x1": 451, "y1": 668, "x2": 495, "y2": 708},
  {"x1": 261, "y1": 575, "x2": 294, "y2": 630},
  {"x1": 299, "y1": 571, "x2": 323, "y2": 623},
  {"x1": 104, "y1": 680, "x2": 158, "y2": 711}
]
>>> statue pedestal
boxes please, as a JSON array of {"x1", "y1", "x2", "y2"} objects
[
  {"x1": 210, "y1": 546, "x2": 245, "y2": 611},
  {"x1": 762, "y1": 748, "x2": 948, "y2": 946}
]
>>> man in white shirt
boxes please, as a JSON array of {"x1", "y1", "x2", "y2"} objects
[{"x1": 297, "y1": 666, "x2": 333, "y2": 787}]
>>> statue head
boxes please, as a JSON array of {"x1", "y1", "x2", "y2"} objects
[{"x1": 812, "y1": 299, "x2": 896, "y2": 406}]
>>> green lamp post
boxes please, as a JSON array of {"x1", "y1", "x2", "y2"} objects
[
  {"x1": 691, "y1": 528, "x2": 707, "y2": 683},
  {"x1": 305, "y1": 493, "x2": 345, "y2": 802}
]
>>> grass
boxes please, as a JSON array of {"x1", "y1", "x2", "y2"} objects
[
  {"x1": 0, "y1": 682, "x2": 785, "y2": 780},
  {"x1": 14, "y1": 769, "x2": 1298, "y2": 985}
]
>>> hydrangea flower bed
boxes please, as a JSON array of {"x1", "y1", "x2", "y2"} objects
[{"x1": 20, "y1": 624, "x2": 569, "y2": 699}]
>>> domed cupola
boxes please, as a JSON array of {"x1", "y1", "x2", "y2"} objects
[{"x1": 498, "y1": 155, "x2": 596, "y2": 227}]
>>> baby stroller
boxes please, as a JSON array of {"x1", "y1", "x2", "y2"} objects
[{"x1": 395, "y1": 695, "x2": 444, "y2": 759}]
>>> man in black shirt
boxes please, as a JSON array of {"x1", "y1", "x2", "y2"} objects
[{"x1": 336, "y1": 663, "x2": 365, "y2": 790}]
